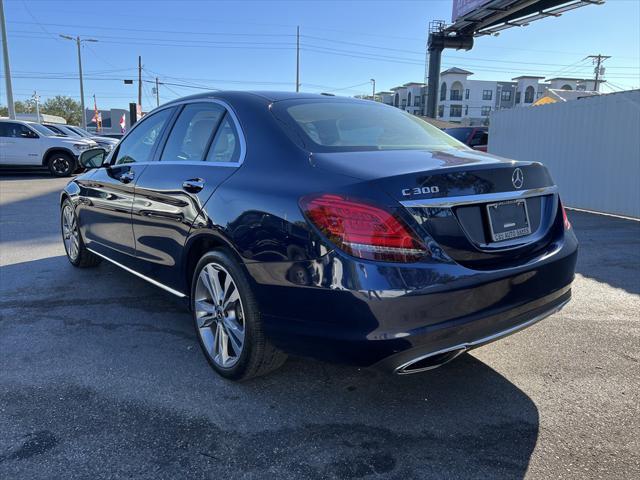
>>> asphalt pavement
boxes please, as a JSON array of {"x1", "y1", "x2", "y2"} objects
[{"x1": 1, "y1": 171, "x2": 638, "y2": 479}]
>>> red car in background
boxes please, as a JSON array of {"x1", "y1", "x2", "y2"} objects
[{"x1": 444, "y1": 127, "x2": 488, "y2": 152}]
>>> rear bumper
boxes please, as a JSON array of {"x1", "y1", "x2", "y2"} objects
[{"x1": 246, "y1": 230, "x2": 578, "y2": 368}]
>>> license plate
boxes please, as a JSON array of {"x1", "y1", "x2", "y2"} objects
[{"x1": 486, "y1": 199, "x2": 531, "y2": 242}]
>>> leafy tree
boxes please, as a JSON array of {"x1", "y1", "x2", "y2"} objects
[
  {"x1": 0, "y1": 100, "x2": 36, "y2": 116},
  {"x1": 41, "y1": 96, "x2": 83, "y2": 125}
]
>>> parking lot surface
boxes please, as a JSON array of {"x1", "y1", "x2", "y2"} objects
[{"x1": 1, "y1": 172, "x2": 638, "y2": 479}]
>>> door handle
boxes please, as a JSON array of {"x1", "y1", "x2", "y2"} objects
[
  {"x1": 119, "y1": 171, "x2": 135, "y2": 184},
  {"x1": 182, "y1": 178, "x2": 205, "y2": 193}
]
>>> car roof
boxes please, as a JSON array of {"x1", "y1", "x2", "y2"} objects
[{"x1": 162, "y1": 90, "x2": 365, "y2": 107}]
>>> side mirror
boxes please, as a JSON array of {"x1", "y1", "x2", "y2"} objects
[{"x1": 79, "y1": 148, "x2": 108, "y2": 169}]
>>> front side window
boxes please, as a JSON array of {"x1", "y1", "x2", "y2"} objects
[
  {"x1": 114, "y1": 108, "x2": 173, "y2": 165},
  {"x1": 469, "y1": 130, "x2": 487, "y2": 146},
  {"x1": 279, "y1": 100, "x2": 465, "y2": 152},
  {"x1": 0, "y1": 123, "x2": 37, "y2": 138},
  {"x1": 29, "y1": 123, "x2": 54, "y2": 136},
  {"x1": 161, "y1": 103, "x2": 224, "y2": 162},
  {"x1": 206, "y1": 115, "x2": 241, "y2": 163}
]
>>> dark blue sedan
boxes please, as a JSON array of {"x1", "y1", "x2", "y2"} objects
[{"x1": 61, "y1": 91, "x2": 578, "y2": 380}]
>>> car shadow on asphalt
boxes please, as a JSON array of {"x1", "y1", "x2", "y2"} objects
[{"x1": 1, "y1": 254, "x2": 540, "y2": 479}]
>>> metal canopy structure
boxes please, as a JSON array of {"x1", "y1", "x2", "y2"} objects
[{"x1": 425, "y1": 0, "x2": 605, "y2": 118}]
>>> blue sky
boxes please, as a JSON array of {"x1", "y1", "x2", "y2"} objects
[{"x1": 1, "y1": 0, "x2": 639, "y2": 110}]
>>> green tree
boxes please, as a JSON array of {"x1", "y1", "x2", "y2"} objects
[
  {"x1": 0, "y1": 100, "x2": 36, "y2": 116},
  {"x1": 41, "y1": 96, "x2": 83, "y2": 125}
]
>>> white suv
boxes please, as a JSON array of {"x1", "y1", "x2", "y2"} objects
[{"x1": 0, "y1": 119, "x2": 97, "y2": 176}]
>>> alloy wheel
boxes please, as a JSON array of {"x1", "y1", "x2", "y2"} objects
[
  {"x1": 62, "y1": 205, "x2": 80, "y2": 261},
  {"x1": 194, "y1": 263, "x2": 245, "y2": 368},
  {"x1": 51, "y1": 157, "x2": 71, "y2": 175}
]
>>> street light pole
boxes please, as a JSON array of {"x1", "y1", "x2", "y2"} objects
[
  {"x1": 370, "y1": 78, "x2": 375, "y2": 100},
  {"x1": 0, "y1": 0, "x2": 16, "y2": 119},
  {"x1": 60, "y1": 34, "x2": 97, "y2": 128}
]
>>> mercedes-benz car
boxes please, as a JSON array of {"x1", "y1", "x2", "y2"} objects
[{"x1": 60, "y1": 92, "x2": 578, "y2": 380}]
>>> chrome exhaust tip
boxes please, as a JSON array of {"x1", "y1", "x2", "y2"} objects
[{"x1": 394, "y1": 347, "x2": 467, "y2": 375}]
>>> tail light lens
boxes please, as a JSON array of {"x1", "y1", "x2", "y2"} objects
[
  {"x1": 560, "y1": 199, "x2": 572, "y2": 230},
  {"x1": 300, "y1": 193, "x2": 429, "y2": 262}
]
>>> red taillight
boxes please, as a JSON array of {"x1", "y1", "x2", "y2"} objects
[
  {"x1": 560, "y1": 199, "x2": 572, "y2": 230},
  {"x1": 300, "y1": 194, "x2": 429, "y2": 262}
]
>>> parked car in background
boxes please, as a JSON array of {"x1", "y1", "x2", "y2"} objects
[
  {"x1": 43, "y1": 123, "x2": 119, "y2": 152},
  {"x1": 443, "y1": 126, "x2": 489, "y2": 152},
  {"x1": 0, "y1": 119, "x2": 95, "y2": 176},
  {"x1": 61, "y1": 92, "x2": 576, "y2": 381}
]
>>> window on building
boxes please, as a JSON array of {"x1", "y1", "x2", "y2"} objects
[
  {"x1": 465, "y1": 89, "x2": 470, "y2": 100},
  {"x1": 481, "y1": 106, "x2": 491, "y2": 116},
  {"x1": 464, "y1": 105, "x2": 468, "y2": 116},
  {"x1": 407, "y1": 92, "x2": 412, "y2": 107},
  {"x1": 440, "y1": 82, "x2": 447, "y2": 101},
  {"x1": 414, "y1": 95, "x2": 421, "y2": 106},
  {"x1": 561, "y1": 84, "x2": 573, "y2": 90},
  {"x1": 438, "y1": 105, "x2": 444, "y2": 118},
  {"x1": 450, "y1": 90, "x2": 462, "y2": 101},
  {"x1": 516, "y1": 91, "x2": 521, "y2": 104},
  {"x1": 394, "y1": 93, "x2": 399, "y2": 107},
  {"x1": 524, "y1": 86, "x2": 535, "y2": 103},
  {"x1": 482, "y1": 90, "x2": 493, "y2": 100},
  {"x1": 501, "y1": 90, "x2": 512, "y2": 102},
  {"x1": 450, "y1": 105, "x2": 462, "y2": 117},
  {"x1": 401, "y1": 99, "x2": 407, "y2": 108}
]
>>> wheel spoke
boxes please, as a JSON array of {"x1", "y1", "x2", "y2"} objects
[
  {"x1": 215, "y1": 322, "x2": 230, "y2": 366},
  {"x1": 223, "y1": 285, "x2": 240, "y2": 310},
  {"x1": 199, "y1": 268, "x2": 217, "y2": 302},
  {"x1": 223, "y1": 314, "x2": 244, "y2": 355},
  {"x1": 210, "y1": 266, "x2": 224, "y2": 304}
]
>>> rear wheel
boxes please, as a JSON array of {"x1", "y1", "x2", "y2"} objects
[
  {"x1": 191, "y1": 250, "x2": 286, "y2": 380},
  {"x1": 48, "y1": 153, "x2": 76, "y2": 177},
  {"x1": 61, "y1": 199, "x2": 101, "y2": 268}
]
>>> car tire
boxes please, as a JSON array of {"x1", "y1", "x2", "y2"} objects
[
  {"x1": 61, "y1": 199, "x2": 102, "y2": 268},
  {"x1": 48, "y1": 152, "x2": 76, "y2": 177},
  {"x1": 191, "y1": 249, "x2": 287, "y2": 381}
]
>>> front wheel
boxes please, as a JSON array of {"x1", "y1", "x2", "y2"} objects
[
  {"x1": 48, "y1": 153, "x2": 76, "y2": 177},
  {"x1": 191, "y1": 250, "x2": 286, "y2": 381},
  {"x1": 61, "y1": 199, "x2": 101, "y2": 268}
]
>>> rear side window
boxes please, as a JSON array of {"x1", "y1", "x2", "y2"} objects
[
  {"x1": 0, "y1": 123, "x2": 36, "y2": 138},
  {"x1": 161, "y1": 103, "x2": 225, "y2": 162},
  {"x1": 114, "y1": 108, "x2": 173, "y2": 165},
  {"x1": 206, "y1": 114, "x2": 241, "y2": 163}
]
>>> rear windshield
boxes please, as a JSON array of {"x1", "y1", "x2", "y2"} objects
[
  {"x1": 443, "y1": 128, "x2": 473, "y2": 142},
  {"x1": 277, "y1": 100, "x2": 467, "y2": 152}
]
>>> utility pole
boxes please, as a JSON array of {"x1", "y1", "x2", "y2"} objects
[
  {"x1": 60, "y1": 34, "x2": 97, "y2": 128},
  {"x1": 0, "y1": 0, "x2": 16, "y2": 119},
  {"x1": 155, "y1": 77, "x2": 160, "y2": 107},
  {"x1": 370, "y1": 78, "x2": 376, "y2": 100},
  {"x1": 295, "y1": 26, "x2": 300, "y2": 92},
  {"x1": 138, "y1": 55, "x2": 142, "y2": 112},
  {"x1": 586, "y1": 54, "x2": 610, "y2": 92},
  {"x1": 32, "y1": 91, "x2": 40, "y2": 122}
]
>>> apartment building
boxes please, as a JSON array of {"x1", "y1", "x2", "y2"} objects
[{"x1": 378, "y1": 67, "x2": 599, "y2": 125}]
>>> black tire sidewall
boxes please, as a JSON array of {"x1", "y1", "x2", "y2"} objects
[
  {"x1": 49, "y1": 153, "x2": 76, "y2": 177},
  {"x1": 191, "y1": 250, "x2": 257, "y2": 380}
]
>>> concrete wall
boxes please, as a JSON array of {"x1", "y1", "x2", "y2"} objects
[{"x1": 488, "y1": 90, "x2": 640, "y2": 218}]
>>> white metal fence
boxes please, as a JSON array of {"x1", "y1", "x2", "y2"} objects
[{"x1": 488, "y1": 90, "x2": 640, "y2": 218}]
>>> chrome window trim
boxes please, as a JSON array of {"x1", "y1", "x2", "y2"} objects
[
  {"x1": 400, "y1": 185, "x2": 558, "y2": 209},
  {"x1": 87, "y1": 248, "x2": 187, "y2": 298}
]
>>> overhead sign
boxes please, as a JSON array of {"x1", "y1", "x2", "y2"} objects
[{"x1": 451, "y1": 0, "x2": 492, "y2": 22}]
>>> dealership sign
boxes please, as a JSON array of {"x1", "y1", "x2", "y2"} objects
[{"x1": 451, "y1": 0, "x2": 493, "y2": 22}]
